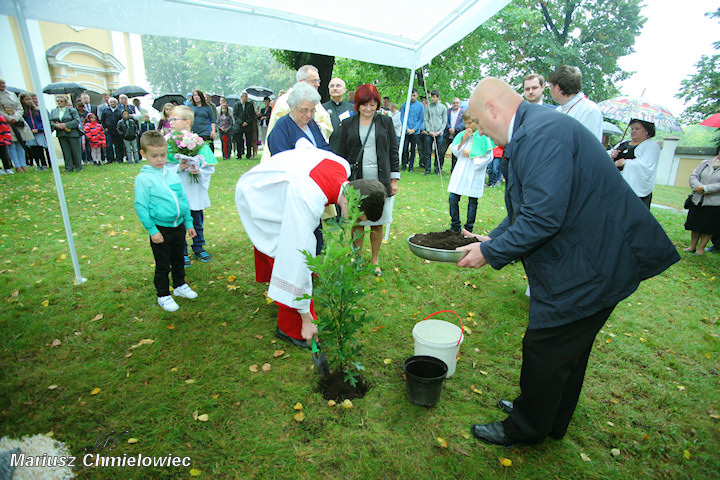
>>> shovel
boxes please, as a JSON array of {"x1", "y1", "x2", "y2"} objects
[{"x1": 311, "y1": 338, "x2": 330, "y2": 378}]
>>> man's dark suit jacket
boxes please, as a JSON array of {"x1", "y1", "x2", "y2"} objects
[
  {"x1": 234, "y1": 101, "x2": 256, "y2": 133},
  {"x1": 481, "y1": 102, "x2": 679, "y2": 329}
]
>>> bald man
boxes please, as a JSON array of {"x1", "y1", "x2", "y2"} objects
[{"x1": 457, "y1": 78, "x2": 679, "y2": 447}]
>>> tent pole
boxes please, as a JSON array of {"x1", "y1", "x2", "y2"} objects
[
  {"x1": 12, "y1": 0, "x2": 86, "y2": 285},
  {"x1": 385, "y1": 68, "x2": 416, "y2": 243}
]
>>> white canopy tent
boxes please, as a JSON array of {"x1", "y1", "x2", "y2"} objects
[{"x1": 2, "y1": 0, "x2": 511, "y2": 283}]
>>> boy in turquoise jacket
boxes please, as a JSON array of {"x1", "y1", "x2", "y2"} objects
[{"x1": 134, "y1": 131, "x2": 198, "y2": 312}]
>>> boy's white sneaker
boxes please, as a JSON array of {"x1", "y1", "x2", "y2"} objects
[
  {"x1": 158, "y1": 295, "x2": 179, "y2": 312},
  {"x1": 172, "y1": 283, "x2": 198, "y2": 299}
]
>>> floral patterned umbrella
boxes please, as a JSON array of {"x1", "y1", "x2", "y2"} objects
[
  {"x1": 699, "y1": 113, "x2": 720, "y2": 128},
  {"x1": 598, "y1": 96, "x2": 683, "y2": 132}
]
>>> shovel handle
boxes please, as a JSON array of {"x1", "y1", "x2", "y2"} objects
[{"x1": 421, "y1": 310, "x2": 464, "y2": 346}]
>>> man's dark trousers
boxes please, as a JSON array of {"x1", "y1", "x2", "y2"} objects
[{"x1": 502, "y1": 304, "x2": 616, "y2": 443}]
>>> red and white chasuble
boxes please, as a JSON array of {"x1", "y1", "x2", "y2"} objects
[{"x1": 235, "y1": 141, "x2": 350, "y2": 315}]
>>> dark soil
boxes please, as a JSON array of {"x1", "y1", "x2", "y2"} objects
[
  {"x1": 409, "y1": 230, "x2": 480, "y2": 250},
  {"x1": 316, "y1": 370, "x2": 369, "y2": 402}
]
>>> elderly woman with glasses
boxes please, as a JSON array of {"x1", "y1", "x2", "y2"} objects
[
  {"x1": 267, "y1": 82, "x2": 330, "y2": 156},
  {"x1": 49, "y1": 95, "x2": 83, "y2": 172}
]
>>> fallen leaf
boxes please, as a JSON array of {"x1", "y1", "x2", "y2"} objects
[
  {"x1": 212, "y1": 393, "x2": 220, "y2": 399},
  {"x1": 677, "y1": 385, "x2": 686, "y2": 391},
  {"x1": 383, "y1": 358, "x2": 392, "y2": 364},
  {"x1": 129, "y1": 338, "x2": 155, "y2": 349},
  {"x1": 124, "y1": 353, "x2": 133, "y2": 358},
  {"x1": 90, "y1": 313, "x2": 104, "y2": 322},
  {"x1": 460, "y1": 432, "x2": 471, "y2": 440},
  {"x1": 710, "y1": 413, "x2": 720, "y2": 420},
  {"x1": 499, "y1": 457, "x2": 512, "y2": 467},
  {"x1": 90, "y1": 388, "x2": 101, "y2": 395},
  {"x1": 294, "y1": 412, "x2": 305, "y2": 422},
  {"x1": 265, "y1": 297, "x2": 273, "y2": 305},
  {"x1": 189, "y1": 468, "x2": 201, "y2": 476},
  {"x1": 453, "y1": 446, "x2": 470, "y2": 457},
  {"x1": 327, "y1": 400, "x2": 336, "y2": 407},
  {"x1": 342, "y1": 399, "x2": 353, "y2": 409},
  {"x1": 192, "y1": 410, "x2": 198, "y2": 420},
  {"x1": 41, "y1": 299, "x2": 49, "y2": 307},
  {"x1": 48, "y1": 384, "x2": 58, "y2": 390},
  {"x1": 127, "y1": 438, "x2": 138, "y2": 444},
  {"x1": 255, "y1": 335, "x2": 264, "y2": 339},
  {"x1": 273, "y1": 350, "x2": 285, "y2": 357},
  {"x1": 580, "y1": 453, "x2": 591, "y2": 462},
  {"x1": 249, "y1": 364, "x2": 259, "y2": 373},
  {"x1": 611, "y1": 448, "x2": 620, "y2": 457},
  {"x1": 607, "y1": 421, "x2": 614, "y2": 427},
  {"x1": 228, "y1": 275, "x2": 237, "y2": 282},
  {"x1": 50, "y1": 339, "x2": 61, "y2": 347},
  {"x1": 197, "y1": 414, "x2": 209, "y2": 422},
  {"x1": 436, "y1": 437, "x2": 448, "y2": 448},
  {"x1": 170, "y1": 367, "x2": 178, "y2": 372},
  {"x1": 641, "y1": 434, "x2": 650, "y2": 441},
  {"x1": 166, "y1": 325, "x2": 175, "y2": 330},
  {"x1": 185, "y1": 379, "x2": 196, "y2": 384},
  {"x1": 462, "y1": 326, "x2": 473, "y2": 335},
  {"x1": 262, "y1": 363, "x2": 271, "y2": 371},
  {"x1": 293, "y1": 402, "x2": 303, "y2": 411},
  {"x1": 684, "y1": 449, "x2": 691, "y2": 460}
]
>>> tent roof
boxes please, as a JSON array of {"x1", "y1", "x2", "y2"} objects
[{"x1": 3, "y1": 0, "x2": 511, "y2": 69}]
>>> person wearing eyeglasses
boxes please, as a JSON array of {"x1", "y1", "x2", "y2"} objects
[
  {"x1": 260, "y1": 65, "x2": 333, "y2": 163},
  {"x1": 267, "y1": 82, "x2": 330, "y2": 156}
]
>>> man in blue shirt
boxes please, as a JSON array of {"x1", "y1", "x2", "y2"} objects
[{"x1": 399, "y1": 89, "x2": 424, "y2": 172}]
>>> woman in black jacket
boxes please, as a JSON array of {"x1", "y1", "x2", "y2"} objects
[{"x1": 336, "y1": 84, "x2": 400, "y2": 276}]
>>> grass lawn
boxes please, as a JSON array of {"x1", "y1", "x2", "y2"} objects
[{"x1": 0, "y1": 155, "x2": 718, "y2": 479}]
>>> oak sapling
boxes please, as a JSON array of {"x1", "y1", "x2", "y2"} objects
[{"x1": 301, "y1": 185, "x2": 375, "y2": 388}]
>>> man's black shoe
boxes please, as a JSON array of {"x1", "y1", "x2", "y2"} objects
[
  {"x1": 497, "y1": 399, "x2": 513, "y2": 415},
  {"x1": 471, "y1": 422, "x2": 521, "y2": 447},
  {"x1": 275, "y1": 327, "x2": 311, "y2": 349}
]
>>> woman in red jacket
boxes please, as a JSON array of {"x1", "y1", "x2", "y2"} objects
[{"x1": 83, "y1": 112, "x2": 106, "y2": 166}]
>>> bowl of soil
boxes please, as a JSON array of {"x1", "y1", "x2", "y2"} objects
[{"x1": 407, "y1": 231, "x2": 480, "y2": 263}]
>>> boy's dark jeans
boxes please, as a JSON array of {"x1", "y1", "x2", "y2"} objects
[
  {"x1": 183, "y1": 210, "x2": 205, "y2": 257},
  {"x1": 151, "y1": 225, "x2": 186, "y2": 297},
  {"x1": 449, "y1": 193, "x2": 478, "y2": 232}
]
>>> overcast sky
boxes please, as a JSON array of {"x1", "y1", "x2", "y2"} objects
[{"x1": 616, "y1": 0, "x2": 717, "y2": 119}]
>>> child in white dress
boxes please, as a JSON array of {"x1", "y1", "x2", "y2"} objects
[{"x1": 447, "y1": 111, "x2": 495, "y2": 232}]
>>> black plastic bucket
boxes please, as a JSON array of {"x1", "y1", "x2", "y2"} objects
[{"x1": 403, "y1": 355, "x2": 448, "y2": 407}]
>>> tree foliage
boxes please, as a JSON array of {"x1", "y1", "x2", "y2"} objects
[
  {"x1": 676, "y1": 8, "x2": 720, "y2": 123},
  {"x1": 141, "y1": 35, "x2": 295, "y2": 97},
  {"x1": 270, "y1": 51, "x2": 335, "y2": 102},
  {"x1": 329, "y1": 0, "x2": 645, "y2": 105}
]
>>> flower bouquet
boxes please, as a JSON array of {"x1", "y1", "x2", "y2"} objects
[{"x1": 165, "y1": 129, "x2": 208, "y2": 183}]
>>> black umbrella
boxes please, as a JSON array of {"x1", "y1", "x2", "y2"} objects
[
  {"x1": 113, "y1": 85, "x2": 149, "y2": 98},
  {"x1": 225, "y1": 94, "x2": 243, "y2": 108},
  {"x1": 7, "y1": 86, "x2": 26, "y2": 94},
  {"x1": 152, "y1": 93, "x2": 186, "y2": 112},
  {"x1": 42, "y1": 82, "x2": 86, "y2": 95},
  {"x1": 209, "y1": 94, "x2": 222, "y2": 107},
  {"x1": 244, "y1": 86, "x2": 274, "y2": 102}
]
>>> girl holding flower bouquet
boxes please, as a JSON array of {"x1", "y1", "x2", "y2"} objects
[{"x1": 165, "y1": 105, "x2": 217, "y2": 265}]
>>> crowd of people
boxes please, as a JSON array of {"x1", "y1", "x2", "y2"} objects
[{"x1": 2, "y1": 58, "x2": 716, "y2": 449}]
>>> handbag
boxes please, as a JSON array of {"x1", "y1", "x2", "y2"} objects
[
  {"x1": 350, "y1": 116, "x2": 375, "y2": 181},
  {"x1": 684, "y1": 194, "x2": 693, "y2": 210}
]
